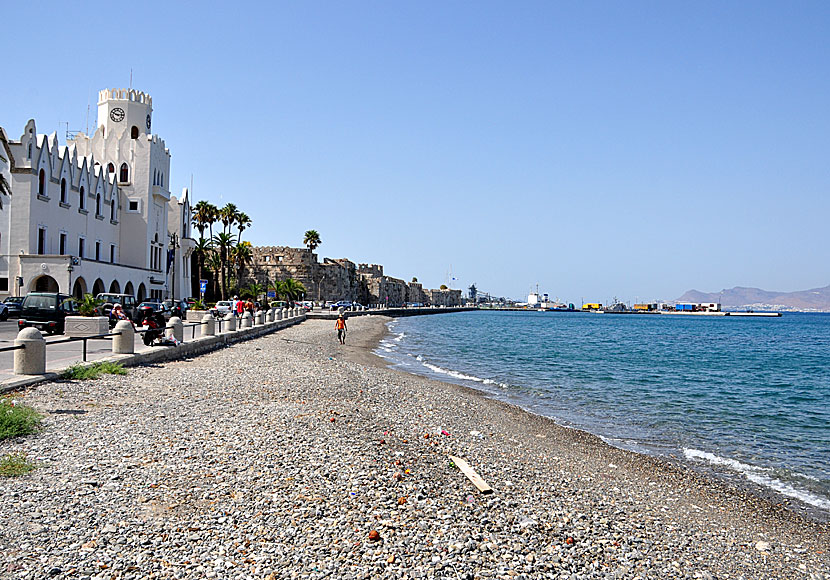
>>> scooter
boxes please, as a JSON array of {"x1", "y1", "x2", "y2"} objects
[{"x1": 139, "y1": 307, "x2": 166, "y2": 346}]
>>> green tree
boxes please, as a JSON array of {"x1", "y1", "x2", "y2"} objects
[
  {"x1": 236, "y1": 212, "x2": 252, "y2": 245},
  {"x1": 303, "y1": 230, "x2": 321, "y2": 252},
  {"x1": 282, "y1": 278, "x2": 307, "y2": 303},
  {"x1": 212, "y1": 232, "x2": 235, "y2": 299},
  {"x1": 218, "y1": 203, "x2": 238, "y2": 236},
  {"x1": 244, "y1": 281, "x2": 265, "y2": 302},
  {"x1": 231, "y1": 241, "x2": 253, "y2": 288},
  {"x1": 193, "y1": 237, "x2": 213, "y2": 294},
  {"x1": 440, "y1": 284, "x2": 448, "y2": 290},
  {"x1": 192, "y1": 200, "x2": 218, "y2": 241},
  {"x1": 73, "y1": 293, "x2": 104, "y2": 316}
]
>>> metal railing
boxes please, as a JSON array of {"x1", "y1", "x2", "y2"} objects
[{"x1": 6, "y1": 311, "x2": 299, "y2": 376}]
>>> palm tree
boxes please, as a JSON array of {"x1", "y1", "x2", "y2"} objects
[
  {"x1": 231, "y1": 241, "x2": 253, "y2": 288},
  {"x1": 212, "y1": 232, "x2": 235, "y2": 299},
  {"x1": 245, "y1": 281, "x2": 265, "y2": 303},
  {"x1": 205, "y1": 250, "x2": 223, "y2": 300},
  {"x1": 236, "y1": 212, "x2": 252, "y2": 245},
  {"x1": 193, "y1": 237, "x2": 213, "y2": 294},
  {"x1": 269, "y1": 279, "x2": 286, "y2": 302},
  {"x1": 192, "y1": 200, "x2": 218, "y2": 241},
  {"x1": 282, "y1": 278, "x2": 307, "y2": 304},
  {"x1": 218, "y1": 203, "x2": 238, "y2": 236},
  {"x1": 303, "y1": 230, "x2": 321, "y2": 252}
]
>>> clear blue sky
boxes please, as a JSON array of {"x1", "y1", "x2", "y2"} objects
[{"x1": 4, "y1": 2, "x2": 829, "y2": 303}]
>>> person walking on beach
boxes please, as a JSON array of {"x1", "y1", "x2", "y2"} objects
[{"x1": 335, "y1": 314, "x2": 347, "y2": 344}]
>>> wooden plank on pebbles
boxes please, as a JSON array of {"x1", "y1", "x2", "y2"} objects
[{"x1": 449, "y1": 455, "x2": 493, "y2": 494}]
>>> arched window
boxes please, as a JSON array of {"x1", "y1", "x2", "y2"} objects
[
  {"x1": 111, "y1": 195, "x2": 117, "y2": 220},
  {"x1": 96, "y1": 194, "x2": 101, "y2": 216},
  {"x1": 79, "y1": 186, "x2": 86, "y2": 210},
  {"x1": 131, "y1": 126, "x2": 139, "y2": 139},
  {"x1": 119, "y1": 163, "x2": 129, "y2": 183},
  {"x1": 60, "y1": 178, "x2": 67, "y2": 203},
  {"x1": 27, "y1": 143, "x2": 32, "y2": 159},
  {"x1": 38, "y1": 169, "x2": 45, "y2": 195},
  {"x1": 160, "y1": 173, "x2": 164, "y2": 187},
  {"x1": 107, "y1": 163, "x2": 114, "y2": 174}
]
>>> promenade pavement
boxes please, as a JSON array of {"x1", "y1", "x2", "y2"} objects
[{"x1": 0, "y1": 315, "x2": 216, "y2": 382}]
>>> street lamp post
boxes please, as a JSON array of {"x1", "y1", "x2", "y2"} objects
[{"x1": 169, "y1": 232, "x2": 179, "y2": 301}]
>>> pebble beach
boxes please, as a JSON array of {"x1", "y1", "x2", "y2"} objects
[{"x1": 1, "y1": 316, "x2": 828, "y2": 579}]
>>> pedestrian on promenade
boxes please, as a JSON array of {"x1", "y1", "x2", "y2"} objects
[
  {"x1": 110, "y1": 303, "x2": 135, "y2": 328},
  {"x1": 236, "y1": 297, "x2": 245, "y2": 318},
  {"x1": 335, "y1": 314, "x2": 347, "y2": 344}
]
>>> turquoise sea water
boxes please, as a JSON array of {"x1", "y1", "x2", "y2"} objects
[{"x1": 375, "y1": 310, "x2": 830, "y2": 515}]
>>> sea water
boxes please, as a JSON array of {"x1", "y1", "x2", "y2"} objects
[{"x1": 376, "y1": 310, "x2": 830, "y2": 515}]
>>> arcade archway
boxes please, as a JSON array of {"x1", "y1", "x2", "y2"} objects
[{"x1": 32, "y1": 275, "x2": 59, "y2": 293}]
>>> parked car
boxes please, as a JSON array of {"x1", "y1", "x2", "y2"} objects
[
  {"x1": 138, "y1": 301, "x2": 173, "y2": 322},
  {"x1": 212, "y1": 300, "x2": 232, "y2": 316},
  {"x1": 17, "y1": 292, "x2": 77, "y2": 334},
  {"x1": 162, "y1": 299, "x2": 188, "y2": 319},
  {"x1": 299, "y1": 301, "x2": 313, "y2": 311},
  {"x1": 269, "y1": 300, "x2": 288, "y2": 309},
  {"x1": 3, "y1": 296, "x2": 24, "y2": 319},
  {"x1": 96, "y1": 293, "x2": 140, "y2": 321},
  {"x1": 0, "y1": 302, "x2": 8, "y2": 321},
  {"x1": 329, "y1": 301, "x2": 352, "y2": 311}
]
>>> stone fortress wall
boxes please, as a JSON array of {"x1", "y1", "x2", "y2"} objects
[{"x1": 244, "y1": 246, "x2": 462, "y2": 307}]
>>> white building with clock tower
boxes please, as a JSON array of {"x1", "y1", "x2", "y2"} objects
[{"x1": 0, "y1": 88, "x2": 193, "y2": 303}]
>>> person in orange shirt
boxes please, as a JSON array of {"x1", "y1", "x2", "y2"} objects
[{"x1": 335, "y1": 314, "x2": 347, "y2": 344}]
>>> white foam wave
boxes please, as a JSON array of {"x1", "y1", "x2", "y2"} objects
[
  {"x1": 420, "y1": 363, "x2": 509, "y2": 389},
  {"x1": 393, "y1": 332, "x2": 405, "y2": 342},
  {"x1": 683, "y1": 448, "x2": 830, "y2": 511}
]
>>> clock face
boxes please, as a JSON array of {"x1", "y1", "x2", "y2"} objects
[
  {"x1": 146, "y1": 114, "x2": 151, "y2": 130},
  {"x1": 110, "y1": 108, "x2": 125, "y2": 122}
]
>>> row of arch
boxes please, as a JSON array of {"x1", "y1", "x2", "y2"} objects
[
  {"x1": 31, "y1": 274, "x2": 148, "y2": 302},
  {"x1": 38, "y1": 171, "x2": 118, "y2": 220}
]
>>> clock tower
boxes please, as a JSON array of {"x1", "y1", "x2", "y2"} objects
[{"x1": 97, "y1": 88, "x2": 153, "y2": 139}]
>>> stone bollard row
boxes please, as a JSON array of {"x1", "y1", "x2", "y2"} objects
[
  {"x1": 254, "y1": 311, "x2": 263, "y2": 326},
  {"x1": 166, "y1": 316, "x2": 184, "y2": 342},
  {"x1": 241, "y1": 311, "x2": 253, "y2": 328},
  {"x1": 14, "y1": 328, "x2": 46, "y2": 375},
  {"x1": 113, "y1": 320, "x2": 135, "y2": 354},
  {"x1": 202, "y1": 313, "x2": 216, "y2": 336}
]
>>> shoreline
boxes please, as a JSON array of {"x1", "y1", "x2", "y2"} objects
[
  {"x1": 1, "y1": 316, "x2": 827, "y2": 578},
  {"x1": 371, "y1": 313, "x2": 830, "y2": 525}
]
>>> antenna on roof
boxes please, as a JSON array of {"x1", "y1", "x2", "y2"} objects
[
  {"x1": 129, "y1": 69, "x2": 133, "y2": 90},
  {"x1": 85, "y1": 89, "x2": 90, "y2": 135}
]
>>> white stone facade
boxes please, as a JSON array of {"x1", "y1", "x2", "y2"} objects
[{"x1": 0, "y1": 88, "x2": 194, "y2": 302}]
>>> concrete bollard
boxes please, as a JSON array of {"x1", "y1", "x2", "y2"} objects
[
  {"x1": 223, "y1": 312, "x2": 236, "y2": 332},
  {"x1": 167, "y1": 316, "x2": 184, "y2": 342},
  {"x1": 202, "y1": 312, "x2": 216, "y2": 336},
  {"x1": 14, "y1": 327, "x2": 46, "y2": 375},
  {"x1": 254, "y1": 311, "x2": 263, "y2": 326},
  {"x1": 241, "y1": 311, "x2": 253, "y2": 328},
  {"x1": 267, "y1": 308, "x2": 275, "y2": 322},
  {"x1": 338, "y1": 306, "x2": 345, "y2": 317},
  {"x1": 112, "y1": 320, "x2": 135, "y2": 354},
  {"x1": 277, "y1": 308, "x2": 284, "y2": 320}
]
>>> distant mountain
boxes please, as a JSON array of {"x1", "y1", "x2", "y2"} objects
[{"x1": 676, "y1": 284, "x2": 830, "y2": 311}]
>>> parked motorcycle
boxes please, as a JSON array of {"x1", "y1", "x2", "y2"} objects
[{"x1": 139, "y1": 306, "x2": 166, "y2": 346}]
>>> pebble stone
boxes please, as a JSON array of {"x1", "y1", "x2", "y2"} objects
[{"x1": 1, "y1": 317, "x2": 828, "y2": 579}]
